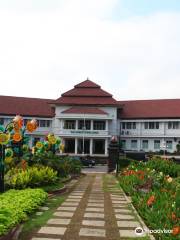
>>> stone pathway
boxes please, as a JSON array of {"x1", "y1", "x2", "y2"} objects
[{"x1": 30, "y1": 174, "x2": 154, "y2": 240}]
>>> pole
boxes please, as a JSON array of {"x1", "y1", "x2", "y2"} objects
[
  {"x1": 82, "y1": 115, "x2": 85, "y2": 155},
  {"x1": 0, "y1": 145, "x2": 5, "y2": 193}
]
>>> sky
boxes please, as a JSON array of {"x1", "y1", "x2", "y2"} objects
[{"x1": 0, "y1": 0, "x2": 180, "y2": 100}]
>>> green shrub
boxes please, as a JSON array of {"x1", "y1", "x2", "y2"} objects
[
  {"x1": 30, "y1": 153, "x2": 82, "y2": 177},
  {"x1": 0, "y1": 188, "x2": 47, "y2": 236},
  {"x1": 145, "y1": 157, "x2": 180, "y2": 177},
  {"x1": 5, "y1": 165, "x2": 57, "y2": 189}
]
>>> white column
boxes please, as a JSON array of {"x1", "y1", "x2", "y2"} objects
[
  {"x1": 76, "y1": 120, "x2": 78, "y2": 130},
  {"x1": 105, "y1": 138, "x2": 108, "y2": 155},
  {"x1": 75, "y1": 138, "x2": 78, "y2": 154},
  {"x1": 106, "y1": 120, "x2": 108, "y2": 131},
  {"x1": 90, "y1": 138, "x2": 93, "y2": 155},
  {"x1": 91, "y1": 120, "x2": 93, "y2": 130}
]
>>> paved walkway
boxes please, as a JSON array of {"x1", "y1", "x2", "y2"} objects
[{"x1": 30, "y1": 174, "x2": 153, "y2": 240}]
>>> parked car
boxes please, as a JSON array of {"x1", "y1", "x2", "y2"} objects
[{"x1": 80, "y1": 155, "x2": 95, "y2": 167}]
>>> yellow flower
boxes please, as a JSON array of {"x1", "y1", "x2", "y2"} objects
[
  {"x1": 36, "y1": 141, "x2": 43, "y2": 149},
  {"x1": 48, "y1": 134, "x2": 56, "y2": 144},
  {"x1": 0, "y1": 133, "x2": 10, "y2": 145},
  {"x1": 167, "y1": 177, "x2": 173, "y2": 183}
]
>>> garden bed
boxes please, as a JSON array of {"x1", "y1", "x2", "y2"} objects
[{"x1": 117, "y1": 157, "x2": 180, "y2": 239}]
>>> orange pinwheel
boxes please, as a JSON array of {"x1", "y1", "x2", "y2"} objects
[
  {"x1": 26, "y1": 119, "x2": 38, "y2": 132},
  {"x1": 13, "y1": 132, "x2": 22, "y2": 142},
  {"x1": 13, "y1": 115, "x2": 23, "y2": 130}
]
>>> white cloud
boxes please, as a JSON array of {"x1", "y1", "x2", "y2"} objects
[{"x1": 0, "y1": 1, "x2": 180, "y2": 100}]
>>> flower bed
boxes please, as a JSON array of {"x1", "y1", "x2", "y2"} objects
[
  {"x1": 0, "y1": 188, "x2": 47, "y2": 236},
  {"x1": 118, "y1": 158, "x2": 180, "y2": 239}
]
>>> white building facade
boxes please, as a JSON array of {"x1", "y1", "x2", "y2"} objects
[{"x1": 1, "y1": 80, "x2": 180, "y2": 155}]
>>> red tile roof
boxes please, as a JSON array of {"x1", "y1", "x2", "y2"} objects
[
  {"x1": 0, "y1": 95, "x2": 54, "y2": 118},
  {"x1": 62, "y1": 107, "x2": 108, "y2": 115},
  {"x1": 118, "y1": 99, "x2": 180, "y2": 119},
  {"x1": 75, "y1": 80, "x2": 100, "y2": 88},
  {"x1": 54, "y1": 80, "x2": 118, "y2": 106}
]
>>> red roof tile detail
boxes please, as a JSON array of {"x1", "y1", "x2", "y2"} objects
[
  {"x1": 62, "y1": 88, "x2": 112, "y2": 97},
  {"x1": 54, "y1": 97, "x2": 117, "y2": 105},
  {"x1": 118, "y1": 99, "x2": 180, "y2": 119},
  {"x1": 0, "y1": 96, "x2": 54, "y2": 118},
  {"x1": 62, "y1": 107, "x2": 108, "y2": 115},
  {"x1": 54, "y1": 80, "x2": 118, "y2": 106},
  {"x1": 75, "y1": 80, "x2": 100, "y2": 88}
]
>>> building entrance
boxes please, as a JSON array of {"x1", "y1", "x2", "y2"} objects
[{"x1": 78, "y1": 139, "x2": 90, "y2": 154}]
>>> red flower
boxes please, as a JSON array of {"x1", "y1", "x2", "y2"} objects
[
  {"x1": 147, "y1": 195, "x2": 155, "y2": 207},
  {"x1": 172, "y1": 226, "x2": 180, "y2": 236}
]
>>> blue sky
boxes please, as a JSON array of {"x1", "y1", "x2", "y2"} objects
[
  {"x1": 0, "y1": 0, "x2": 180, "y2": 100},
  {"x1": 116, "y1": 0, "x2": 180, "y2": 18}
]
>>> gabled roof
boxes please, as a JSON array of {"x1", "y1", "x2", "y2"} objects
[
  {"x1": 75, "y1": 80, "x2": 100, "y2": 88},
  {"x1": 0, "y1": 95, "x2": 54, "y2": 118},
  {"x1": 62, "y1": 107, "x2": 108, "y2": 115},
  {"x1": 54, "y1": 79, "x2": 118, "y2": 106},
  {"x1": 118, "y1": 99, "x2": 180, "y2": 119}
]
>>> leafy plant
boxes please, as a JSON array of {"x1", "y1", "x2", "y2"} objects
[
  {"x1": 5, "y1": 165, "x2": 57, "y2": 189},
  {"x1": 0, "y1": 188, "x2": 47, "y2": 236}
]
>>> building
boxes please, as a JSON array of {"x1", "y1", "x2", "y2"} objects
[{"x1": 1, "y1": 79, "x2": 180, "y2": 155}]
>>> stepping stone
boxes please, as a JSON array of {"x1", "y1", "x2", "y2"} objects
[
  {"x1": 38, "y1": 226, "x2": 66, "y2": 235},
  {"x1": 57, "y1": 206, "x2": 77, "y2": 211},
  {"x1": 47, "y1": 218, "x2": 71, "y2": 225},
  {"x1": 84, "y1": 212, "x2": 104, "y2": 219},
  {"x1": 66, "y1": 199, "x2": 80, "y2": 202},
  {"x1": 36, "y1": 212, "x2": 43, "y2": 216},
  {"x1": 54, "y1": 212, "x2": 74, "y2": 217},
  {"x1": 86, "y1": 207, "x2": 104, "y2": 212},
  {"x1": 32, "y1": 238, "x2": 61, "y2": 240},
  {"x1": 87, "y1": 203, "x2": 104, "y2": 207},
  {"x1": 113, "y1": 204, "x2": 128, "y2": 208},
  {"x1": 112, "y1": 201, "x2": 127, "y2": 204},
  {"x1": 119, "y1": 229, "x2": 145, "y2": 237},
  {"x1": 39, "y1": 207, "x2": 49, "y2": 211},
  {"x1": 116, "y1": 214, "x2": 135, "y2": 220},
  {"x1": 82, "y1": 220, "x2": 105, "y2": 227},
  {"x1": 62, "y1": 202, "x2": 79, "y2": 206},
  {"x1": 79, "y1": 228, "x2": 106, "y2": 237},
  {"x1": 88, "y1": 200, "x2": 104, "y2": 203},
  {"x1": 68, "y1": 196, "x2": 82, "y2": 199},
  {"x1": 117, "y1": 221, "x2": 141, "y2": 228},
  {"x1": 114, "y1": 209, "x2": 131, "y2": 213}
]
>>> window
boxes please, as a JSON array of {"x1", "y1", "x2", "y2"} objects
[
  {"x1": 126, "y1": 122, "x2": 132, "y2": 129},
  {"x1": 121, "y1": 140, "x2": 126, "y2": 149},
  {"x1": 0, "y1": 118, "x2": 4, "y2": 125},
  {"x1": 142, "y1": 140, "x2": 148, "y2": 149},
  {"x1": 154, "y1": 140, "x2": 160, "y2": 149},
  {"x1": 93, "y1": 139, "x2": 105, "y2": 154},
  {"x1": 122, "y1": 122, "x2": 126, "y2": 129},
  {"x1": 78, "y1": 120, "x2": 91, "y2": 130},
  {"x1": 93, "y1": 120, "x2": 105, "y2": 130},
  {"x1": 64, "y1": 139, "x2": 75, "y2": 153},
  {"x1": 144, "y1": 122, "x2": 159, "y2": 129},
  {"x1": 39, "y1": 120, "x2": 51, "y2": 128},
  {"x1": 168, "y1": 121, "x2": 179, "y2": 129},
  {"x1": 64, "y1": 120, "x2": 75, "y2": 129},
  {"x1": 131, "y1": 140, "x2": 137, "y2": 149},
  {"x1": 121, "y1": 122, "x2": 136, "y2": 129},
  {"x1": 166, "y1": 140, "x2": 172, "y2": 149}
]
